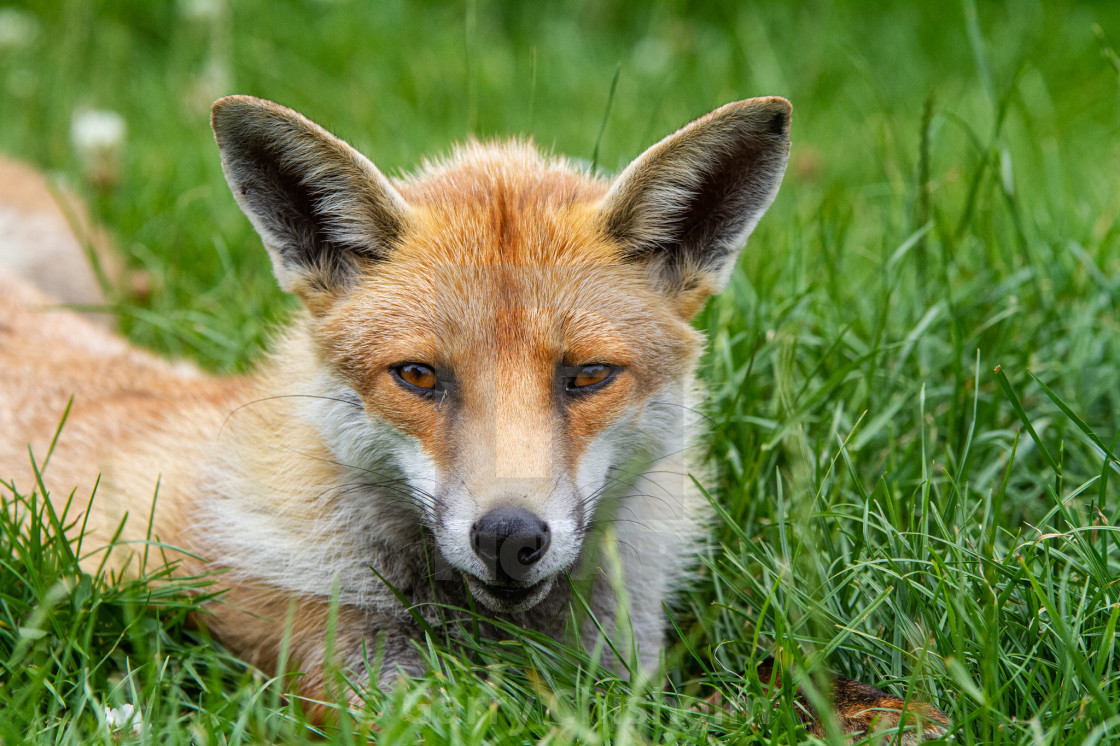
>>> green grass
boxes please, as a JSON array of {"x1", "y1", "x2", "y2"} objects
[{"x1": 2, "y1": 0, "x2": 1120, "y2": 743}]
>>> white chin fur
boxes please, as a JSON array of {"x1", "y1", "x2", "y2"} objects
[{"x1": 464, "y1": 573, "x2": 556, "y2": 614}]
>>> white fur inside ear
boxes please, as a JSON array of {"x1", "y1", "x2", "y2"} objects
[{"x1": 264, "y1": 246, "x2": 302, "y2": 293}]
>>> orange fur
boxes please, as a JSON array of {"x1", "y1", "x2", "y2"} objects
[
  {"x1": 0, "y1": 96, "x2": 942, "y2": 741},
  {"x1": 1, "y1": 94, "x2": 782, "y2": 710}
]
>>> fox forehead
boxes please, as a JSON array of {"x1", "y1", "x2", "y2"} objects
[
  {"x1": 398, "y1": 139, "x2": 613, "y2": 259},
  {"x1": 392, "y1": 141, "x2": 622, "y2": 277},
  {"x1": 324, "y1": 263, "x2": 692, "y2": 373},
  {"x1": 319, "y1": 141, "x2": 697, "y2": 380}
]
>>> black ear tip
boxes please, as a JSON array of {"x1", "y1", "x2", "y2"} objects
[
  {"x1": 767, "y1": 110, "x2": 784, "y2": 136},
  {"x1": 762, "y1": 97, "x2": 792, "y2": 137},
  {"x1": 722, "y1": 97, "x2": 791, "y2": 139}
]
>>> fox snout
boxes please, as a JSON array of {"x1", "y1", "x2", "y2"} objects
[
  {"x1": 436, "y1": 481, "x2": 583, "y2": 613},
  {"x1": 470, "y1": 506, "x2": 551, "y2": 583}
]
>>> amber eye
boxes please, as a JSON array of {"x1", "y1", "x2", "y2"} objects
[
  {"x1": 568, "y1": 364, "x2": 617, "y2": 391},
  {"x1": 393, "y1": 363, "x2": 438, "y2": 391}
]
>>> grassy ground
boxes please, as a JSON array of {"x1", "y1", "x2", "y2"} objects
[{"x1": 2, "y1": 0, "x2": 1120, "y2": 743}]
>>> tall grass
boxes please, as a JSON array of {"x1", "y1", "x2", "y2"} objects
[{"x1": 1, "y1": 1, "x2": 1119, "y2": 743}]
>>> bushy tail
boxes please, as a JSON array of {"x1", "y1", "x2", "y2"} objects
[{"x1": 0, "y1": 156, "x2": 121, "y2": 310}]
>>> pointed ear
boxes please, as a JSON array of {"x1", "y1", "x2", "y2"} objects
[
  {"x1": 210, "y1": 95, "x2": 409, "y2": 309},
  {"x1": 598, "y1": 97, "x2": 791, "y2": 317}
]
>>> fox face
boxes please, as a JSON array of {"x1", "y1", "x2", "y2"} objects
[
  {"x1": 317, "y1": 233, "x2": 698, "y2": 611},
  {"x1": 211, "y1": 96, "x2": 790, "y2": 614}
]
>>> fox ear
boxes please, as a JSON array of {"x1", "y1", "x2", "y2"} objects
[
  {"x1": 211, "y1": 95, "x2": 409, "y2": 307},
  {"x1": 598, "y1": 97, "x2": 791, "y2": 317}
]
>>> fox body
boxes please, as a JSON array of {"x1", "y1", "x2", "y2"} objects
[{"x1": 1, "y1": 96, "x2": 947, "y2": 740}]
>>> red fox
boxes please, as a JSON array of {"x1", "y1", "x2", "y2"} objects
[{"x1": 0, "y1": 96, "x2": 947, "y2": 740}]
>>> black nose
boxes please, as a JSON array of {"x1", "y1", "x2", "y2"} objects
[{"x1": 470, "y1": 507, "x2": 551, "y2": 582}]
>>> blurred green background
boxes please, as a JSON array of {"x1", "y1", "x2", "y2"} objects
[{"x1": 2, "y1": 2, "x2": 1120, "y2": 743}]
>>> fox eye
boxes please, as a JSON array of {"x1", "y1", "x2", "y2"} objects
[
  {"x1": 392, "y1": 363, "x2": 438, "y2": 391},
  {"x1": 567, "y1": 364, "x2": 618, "y2": 392}
]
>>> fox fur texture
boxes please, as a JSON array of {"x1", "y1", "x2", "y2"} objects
[{"x1": 0, "y1": 95, "x2": 947, "y2": 740}]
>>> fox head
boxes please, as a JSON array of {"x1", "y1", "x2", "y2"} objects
[{"x1": 211, "y1": 96, "x2": 790, "y2": 613}]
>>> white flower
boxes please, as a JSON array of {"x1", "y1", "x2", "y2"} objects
[
  {"x1": 70, "y1": 109, "x2": 126, "y2": 155},
  {"x1": 104, "y1": 703, "x2": 143, "y2": 736},
  {"x1": 70, "y1": 108, "x2": 127, "y2": 188}
]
